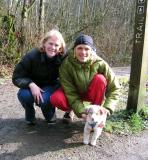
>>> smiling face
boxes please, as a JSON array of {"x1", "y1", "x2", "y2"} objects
[
  {"x1": 44, "y1": 36, "x2": 62, "y2": 58},
  {"x1": 74, "y1": 44, "x2": 92, "y2": 63}
]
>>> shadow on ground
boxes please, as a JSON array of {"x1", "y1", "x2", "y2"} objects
[{"x1": 0, "y1": 118, "x2": 84, "y2": 159}]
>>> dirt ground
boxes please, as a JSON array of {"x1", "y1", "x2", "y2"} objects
[{"x1": 0, "y1": 68, "x2": 148, "y2": 160}]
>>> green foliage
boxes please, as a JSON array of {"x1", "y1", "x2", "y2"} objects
[
  {"x1": 139, "y1": 106, "x2": 148, "y2": 119},
  {"x1": 116, "y1": 76, "x2": 129, "y2": 110},
  {"x1": 0, "y1": 15, "x2": 21, "y2": 64},
  {"x1": 0, "y1": 15, "x2": 15, "y2": 47},
  {"x1": 104, "y1": 73, "x2": 148, "y2": 135},
  {"x1": 105, "y1": 110, "x2": 148, "y2": 134},
  {"x1": 0, "y1": 0, "x2": 136, "y2": 65},
  {"x1": 118, "y1": 76, "x2": 129, "y2": 89},
  {"x1": 130, "y1": 113, "x2": 143, "y2": 133}
]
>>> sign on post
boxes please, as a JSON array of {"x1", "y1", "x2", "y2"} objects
[{"x1": 127, "y1": 0, "x2": 148, "y2": 112}]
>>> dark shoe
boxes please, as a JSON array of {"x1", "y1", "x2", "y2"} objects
[
  {"x1": 26, "y1": 119, "x2": 36, "y2": 125},
  {"x1": 47, "y1": 113, "x2": 56, "y2": 125},
  {"x1": 63, "y1": 111, "x2": 74, "y2": 124}
]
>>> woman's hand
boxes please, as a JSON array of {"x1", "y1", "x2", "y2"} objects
[
  {"x1": 29, "y1": 82, "x2": 44, "y2": 104},
  {"x1": 81, "y1": 113, "x2": 87, "y2": 120}
]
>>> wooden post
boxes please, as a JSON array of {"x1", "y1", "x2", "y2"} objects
[{"x1": 127, "y1": 0, "x2": 148, "y2": 112}]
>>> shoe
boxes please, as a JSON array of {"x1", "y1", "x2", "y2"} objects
[
  {"x1": 63, "y1": 111, "x2": 74, "y2": 124},
  {"x1": 47, "y1": 113, "x2": 56, "y2": 125},
  {"x1": 26, "y1": 119, "x2": 36, "y2": 125}
]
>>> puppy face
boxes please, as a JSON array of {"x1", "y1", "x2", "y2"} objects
[
  {"x1": 83, "y1": 105, "x2": 108, "y2": 146},
  {"x1": 86, "y1": 105, "x2": 106, "y2": 124}
]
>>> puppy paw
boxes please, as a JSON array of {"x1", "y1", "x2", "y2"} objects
[
  {"x1": 90, "y1": 141, "x2": 97, "y2": 146},
  {"x1": 83, "y1": 140, "x2": 89, "y2": 145}
]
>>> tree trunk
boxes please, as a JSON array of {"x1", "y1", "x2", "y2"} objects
[
  {"x1": 19, "y1": 0, "x2": 36, "y2": 55},
  {"x1": 38, "y1": 0, "x2": 45, "y2": 37}
]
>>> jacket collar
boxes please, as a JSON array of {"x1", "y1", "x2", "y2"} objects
[
  {"x1": 40, "y1": 53, "x2": 46, "y2": 63},
  {"x1": 40, "y1": 52, "x2": 59, "y2": 63}
]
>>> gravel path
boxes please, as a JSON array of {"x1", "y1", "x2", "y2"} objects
[{"x1": 0, "y1": 67, "x2": 148, "y2": 160}]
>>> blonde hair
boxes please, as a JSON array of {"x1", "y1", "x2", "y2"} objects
[{"x1": 39, "y1": 29, "x2": 66, "y2": 55}]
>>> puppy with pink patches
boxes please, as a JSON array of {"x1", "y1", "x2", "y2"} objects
[{"x1": 83, "y1": 105, "x2": 109, "y2": 146}]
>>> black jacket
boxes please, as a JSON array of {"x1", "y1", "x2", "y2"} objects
[{"x1": 12, "y1": 48, "x2": 67, "y2": 88}]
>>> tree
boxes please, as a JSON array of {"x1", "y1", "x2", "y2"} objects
[{"x1": 38, "y1": 0, "x2": 45, "y2": 36}]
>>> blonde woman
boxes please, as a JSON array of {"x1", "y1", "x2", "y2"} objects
[{"x1": 12, "y1": 29, "x2": 66, "y2": 125}]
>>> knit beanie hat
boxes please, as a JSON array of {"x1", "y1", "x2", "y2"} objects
[{"x1": 74, "y1": 34, "x2": 94, "y2": 50}]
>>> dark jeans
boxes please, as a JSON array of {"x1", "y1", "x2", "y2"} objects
[{"x1": 17, "y1": 86, "x2": 55, "y2": 122}]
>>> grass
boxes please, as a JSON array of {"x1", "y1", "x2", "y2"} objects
[
  {"x1": 117, "y1": 76, "x2": 129, "y2": 110},
  {"x1": 105, "y1": 109, "x2": 148, "y2": 134},
  {"x1": 104, "y1": 75, "x2": 148, "y2": 135}
]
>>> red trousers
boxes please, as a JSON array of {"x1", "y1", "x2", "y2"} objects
[{"x1": 50, "y1": 74, "x2": 107, "y2": 111}]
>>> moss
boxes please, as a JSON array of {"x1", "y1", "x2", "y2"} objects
[{"x1": 104, "y1": 110, "x2": 148, "y2": 134}]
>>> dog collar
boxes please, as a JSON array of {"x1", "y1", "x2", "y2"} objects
[{"x1": 88, "y1": 122, "x2": 97, "y2": 128}]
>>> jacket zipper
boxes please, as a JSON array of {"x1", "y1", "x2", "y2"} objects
[{"x1": 81, "y1": 64, "x2": 88, "y2": 92}]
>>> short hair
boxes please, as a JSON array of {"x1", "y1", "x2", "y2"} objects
[{"x1": 39, "y1": 29, "x2": 66, "y2": 54}]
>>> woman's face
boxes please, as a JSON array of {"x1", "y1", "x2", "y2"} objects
[
  {"x1": 44, "y1": 36, "x2": 62, "y2": 58},
  {"x1": 74, "y1": 44, "x2": 92, "y2": 63}
]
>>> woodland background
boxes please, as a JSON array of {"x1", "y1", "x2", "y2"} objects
[{"x1": 0, "y1": 0, "x2": 136, "y2": 66}]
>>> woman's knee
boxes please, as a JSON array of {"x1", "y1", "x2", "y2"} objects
[
  {"x1": 17, "y1": 89, "x2": 34, "y2": 103},
  {"x1": 39, "y1": 89, "x2": 52, "y2": 107},
  {"x1": 93, "y1": 74, "x2": 107, "y2": 86},
  {"x1": 50, "y1": 88, "x2": 70, "y2": 111},
  {"x1": 50, "y1": 88, "x2": 64, "y2": 105}
]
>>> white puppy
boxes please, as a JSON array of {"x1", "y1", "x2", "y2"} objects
[{"x1": 83, "y1": 105, "x2": 108, "y2": 146}]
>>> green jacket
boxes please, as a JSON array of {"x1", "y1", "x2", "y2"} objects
[{"x1": 59, "y1": 51, "x2": 120, "y2": 117}]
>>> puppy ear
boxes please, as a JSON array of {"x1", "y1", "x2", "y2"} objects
[
  {"x1": 84, "y1": 105, "x2": 93, "y2": 113},
  {"x1": 106, "y1": 110, "x2": 111, "y2": 116},
  {"x1": 99, "y1": 109, "x2": 103, "y2": 115},
  {"x1": 99, "y1": 106, "x2": 110, "y2": 116},
  {"x1": 85, "y1": 108, "x2": 91, "y2": 114}
]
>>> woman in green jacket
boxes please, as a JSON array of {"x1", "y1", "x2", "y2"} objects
[{"x1": 51, "y1": 34, "x2": 120, "y2": 123}]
